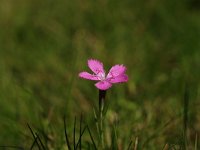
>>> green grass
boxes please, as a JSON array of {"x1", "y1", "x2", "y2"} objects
[{"x1": 0, "y1": 0, "x2": 200, "y2": 149}]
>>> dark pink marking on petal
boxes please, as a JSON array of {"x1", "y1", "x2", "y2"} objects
[
  {"x1": 79, "y1": 72, "x2": 100, "y2": 80},
  {"x1": 95, "y1": 81, "x2": 112, "y2": 90},
  {"x1": 107, "y1": 65, "x2": 126, "y2": 79},
  {"x1": 88, "y1": 59, "x2": 105, "y2": 75}
]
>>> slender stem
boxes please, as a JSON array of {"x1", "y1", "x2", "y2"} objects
[
  {"x1": 183, "y1": 83, "x2": 189, "y2": 150},
  {"x1": 98, "y1": 90, "x2": 106, "y2": 149}
]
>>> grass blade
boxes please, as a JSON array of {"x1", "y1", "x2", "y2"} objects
[
  {"x1": 35, "y1": 133, "x2": 46, "y2": 150},
  {"x1": 64, "y1": 117, "x2": 72, "y2": 150},
  {"x1": 195, "y1": 133, "x2": 198, "y2": 150},
  {"x1": 127, "y1": 140, "x2": 133, "y2": 150},
  {"x1": 27, "y1": 124, "x2": 41, "y2": 150},
  {"x1": 134, "y1": 137, "x2": 138, "y2": 150},
  {"x1": 75, "y1": 126, "x2": 87, "y2": 149},
  {"x1": 30, "y1": 135, "x2": 38, "y2": 150},
  {"x1": 80, "y1": 115, "x2": 82, "y2": 150},
  {"x1": 75, "y1": 115, "x2": 85, "y2": 150},
  {"x1": 111, "y1": 124, "x2": 118, "y2": 150},
  {"x1": 162, "y1": 144, "x2": 169, "y2": 150},
  {"x1": 74, "y1": 116, "x2": 77, "y2": 150},
  {"x1": 183, "y1": 83, "x2": 189, "y2": 150},
  {"x1": 87, "y1": 125, "x2": 97, "y2": 150}
]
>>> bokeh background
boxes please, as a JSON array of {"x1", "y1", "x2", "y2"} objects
[{"x1": 0, "y1": 0, "x2": 199, "y2": 149}]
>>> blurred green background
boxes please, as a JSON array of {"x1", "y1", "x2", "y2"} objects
[{"x1": 0, "y1": 0, "x2": 199, "y2": 149}]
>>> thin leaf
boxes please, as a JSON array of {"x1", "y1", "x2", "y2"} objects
[
  {"x1": 183, "y1": 82, "x2": 189, "y2": 150},
  {"x1": 87, "y1": 125, "x2": 97, "y2": 150},
  {"x1": 74, "y1": 116, "x2": 77, "y2": 150},
  {"x1": 134, "y1": 137, "x2": 138, "y2": 150},
  {"x1": 36, "y1": 127, "x2": 49, "y2": 148},
  {"x1": 93, "y1": 108, "x2": 98, "y2": 122},
  {"x1": 79, "y1": 115, "x2": 82, "y2": 150},
  {"x1": 64, "y1": 117, "x2": 72, "y2": 150},
  {"x1": 162, "y1": 144, "x2": 169, "y2": 150},
  {"x1": 127, "y1": 140, "x2": 133, "y2": 150},
  {"x1": 35, "y1": 133, "x2": 46, "y2": 150},
  {"x1": 111, "y1": 124, "x2": 118, "y2": 150},
  {"x1": 27, "y1": 124, "x2": 41, "y2": 150},
  {"x1": 30, "y1": 136, "x2": 38, "y2": 150},
  {"x1": 195, "y1": 133, "x2": 198, "y2": 150},
  {"x1": 75, "y1": 126, "x2": 87, "y2": 149}
]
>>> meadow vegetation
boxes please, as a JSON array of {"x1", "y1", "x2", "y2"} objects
[{"x1": 0, "y1": 0, "x2": 199, "y2": 149}]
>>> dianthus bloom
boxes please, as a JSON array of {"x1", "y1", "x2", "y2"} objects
[{"x1": 79, "y1": 59, "x2": 128, "y2": 90}]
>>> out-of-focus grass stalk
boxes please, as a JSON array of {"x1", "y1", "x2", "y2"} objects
[
  {"x1": 93, "y1": 108, "x2": 99, "y2": 132},
  {"x1": 134, "y1": 137, "x2": 138, "y2": 150},
  {"x1": 73, "y1": 117, "x2": 76, "y2": 150},
  {"x1": 183, "y1": 83, "x2": 189, "y2": 150},
  {"x1": 162, "y1": 144, "x2": 169, "y2": 150},
  {"x1": 98, "y1": 90, "x2": 106, "y2": 149},
  {"x1": 79, "y1": 114, "x2": 82, "y2": 150},
  {"x1": 195, "y1": 133, "x2": 198, "y2": 150}
]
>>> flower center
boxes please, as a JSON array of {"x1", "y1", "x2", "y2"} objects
[{"x1": 97, "y1": 72, "x2": 105, "y2": 81}]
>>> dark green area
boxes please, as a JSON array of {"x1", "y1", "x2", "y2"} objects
[{"x1": 0, "y1": 0, "x2": 199, "y2": 149}]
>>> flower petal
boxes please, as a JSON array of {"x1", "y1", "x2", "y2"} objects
[
  {"x1": 95, "y1": 81, "x2": 112, "y2": 90},
  {"x1": 108, "y1": 74, "x2": 128, "y2": 83},
  {"x1": 88, "y1": 59, "x2": 105, "y2": 75},
  {"x1": 107, "y1": 65, "x2": 126, "y2": 78},
  {"x1": 79, "y1": 72, "x2": 99, "y2": 80}
]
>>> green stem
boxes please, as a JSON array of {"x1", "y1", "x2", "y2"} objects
[{"x1": 99, "y1": 90, "x2": 106, "y2": 149}]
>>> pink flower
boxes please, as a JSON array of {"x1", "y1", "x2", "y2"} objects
[{"x1": 79, "y1": 59, "x2": 128, "y2": 90}]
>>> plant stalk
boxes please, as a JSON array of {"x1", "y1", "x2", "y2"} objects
[{"x1": 99, "y1": 90, "x2": 106, "y2": 149}]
